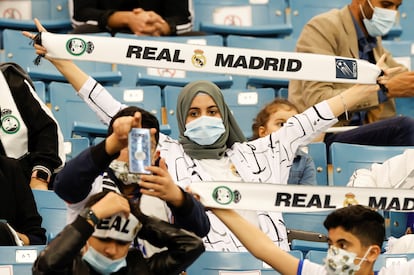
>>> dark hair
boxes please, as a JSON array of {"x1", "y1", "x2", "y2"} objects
[
  {"x1": 251, "y1": 98, "x2": 299, "y2": 140},
  {"x1": 107, "y1": 106, "x2": 160, "y2": 144},
  {"x1": 324, "y1": 205, "x2": 385, "y2": 247}
]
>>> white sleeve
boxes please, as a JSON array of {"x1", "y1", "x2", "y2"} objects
[
  {"x1": 379, "y1": 259, "x2": 414, "y2": 275},
  {"x1": 77, "y1": 77, "x2": 128, "y2": 125},
  {"x1": 300, "y1": 259, "x2": 327, "y2": 275}
]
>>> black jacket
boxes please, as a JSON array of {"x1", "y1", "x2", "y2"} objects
[
  {"x1": 72, "y1": 0, "x2": 192, "y2": 35},
  {"x1": 0, "y1": 63, "x2": 63, "y2": 180},
  {"x1": 0, "y1": 156, "x2": 46, "y2": 245},
  {"x1": 32, "y1": 214, "x2": 204, "y2": 274}
]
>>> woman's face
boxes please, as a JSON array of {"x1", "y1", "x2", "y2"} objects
[{"x1": 185, "y1": 94, "x2": 222, "y2": 124}]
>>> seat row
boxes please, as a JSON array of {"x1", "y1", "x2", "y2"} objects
[{"x1": 1, "y1": 0, "x2": 414, "y2": 40}]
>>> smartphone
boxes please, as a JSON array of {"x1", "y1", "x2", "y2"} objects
[{"x1": 128, "y1": 128, "x2": 151, "y2": 174}]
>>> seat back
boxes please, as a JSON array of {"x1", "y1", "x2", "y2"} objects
[
  {"x1": 222, "y1": 87, "x2": 276, "y2": 139},
  {"x1": 302, "y1": 142, "x2": 328, "y2": 186},
  {"x1": 192, "y1": 0, "x2": 292, "y2": 37},
  {"x1": 396, "y1": 1, "x2": 414, "y2": 40},
  {"x1": 0, "y1": 245, "x2": 46, "y2": 274},
  {"x1": 283, "y1": 210, "x2": 331, "y2": 253},
  {"x1": 32, "y1": 190, "x2": 67, "y2": 242},
  {"x1": 329, "y1": 142, "x2": 412, "y2": 187},
  {"x1": 186, "y1": 250, "x2": 302, "y2": 275},
  {"x1": 0, "y1": 0, "x2": 71, "y2": 31},
  {"x1": 33, "y1": 80, "x2": 47, "y2": 103},
  {"x1": 226, "y1": 35, "x2": 297, "y2": 89},
  {"x1": 115, "y1": 34, "x2": 232, "y2": 88},
  {"x1": 49, "y1": 81, "x2": 103, "y2": 140},
  {"x1": 289, "y1": 0, "x2": 354, "y2": 38},
  {"x1": 64, "y1": 137, "x2": 90, "y2": 161}
]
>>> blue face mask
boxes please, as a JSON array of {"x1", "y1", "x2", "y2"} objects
[
  {"x1": 360, "y1": 0, "x2": 397, "y2": 37},
  {"x1": 82, "y1": 245, "x2": 127, "y2": 275},
  {"x1": 184, "y1": 116, "x2": 225, "y2": 145}
]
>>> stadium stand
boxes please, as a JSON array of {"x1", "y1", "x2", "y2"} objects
[
  {"x1": 304, "y1": 142, "x2": 328, "y2": 186},
  {"x1": 0, "y1": 245, "x2": 46, "y2": 274},
  {"x1": 0, "y1": 0, "x2": 71, "y2": 32},
  {"x1": 186, "y1": 250, "x2": 303, "y2": 275},
  {"x1": 64, "y1": 137, "x2": 89, "y2": 161},
  {"x1": 192, "y1": 0, "x2": 292, "y2": 37}
]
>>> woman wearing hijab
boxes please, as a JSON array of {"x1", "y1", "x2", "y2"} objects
[{"x1": 24, "y1": 19, "x2": 380, "y2": 252}]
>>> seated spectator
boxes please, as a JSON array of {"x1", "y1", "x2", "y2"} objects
[
  {"x1": 0, "y1": 155, "x2": 46, "y2": 245},
  {"x1": 288, "y1": 0, "x2": 414, "y2": 150},
  {"x1": 0, "y1": 63, "x2": 64, "y2": 190},
  {"x1": 251, "y1": 98, "x2": 317, "y2": 185},
  {"x1": 70, "y1": 0, "x2": 193, "y2": 36},
  {"x1": 32, "y1": 190, "x2": 204, "y2": 274},
  {"x1": 212, "y1": 204, "x2": 414, "y2": 275}
]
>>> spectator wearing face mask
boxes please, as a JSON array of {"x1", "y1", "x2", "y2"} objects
[
  {"x1": 211, "y1": 204, "x2": 414, "y2": 275},
  {"x1": 32, "y1": 191, "x2": 205, "y2": 274},
  {"x1": 289, "y1": 0, "x2": 414, "y2": 150}
]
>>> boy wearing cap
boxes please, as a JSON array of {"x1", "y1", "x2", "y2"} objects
[{"x1": 32, "y1": 191, "x2": 205, "y2": 274}]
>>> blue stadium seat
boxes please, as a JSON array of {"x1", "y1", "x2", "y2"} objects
[
  {"x1": 2, "y1": 29, "x2": 121, "y2": 86},
  {"x1": 0, "y1": 0, "x2": 71, "y2": 32},
  {"x1": 48, "y1": 81, "x2": 104, "y2": 141},
  {"x1": 186, "y1": 250, "x2": 302, "y2": 275},
  {"x1": 32, "y1": 190, "x2": 67, "y2": 242},
  {"x1": 395, "y1": 1, "x2": 414, "y2": 40},
  {"x1": 226, "y1": 35, "x2": 297, "y2": 89},
  {"x1": 222, "y1": 87, "x2": 276, "y2": 139},
  {"x1": 114, "y1": 33, "x2": 233, "y2": 88},
  {"x1": 64, "y1": 137, "x2": 89, "y2": 161},
  {"x1": 283, "y1": 210, "x2": 331, "y2": 254},
  {"x1": 192, "y1": 0, "x2": 292, "y2": 37},
  {"x1": 0, "y1": 245, "x2": 46, "y2": 274},
  {"x1": 49, "y1": 81, "x2": 165, "y2": 143},
  {"x1": 33, "y1": 80, "x2": 47, "y2": 103},
  {"x1": 303, "y1": 142, "x2": 328, "y2": 186},
  {"x1": 305, "y1": 249, "x2": 326, "y2": 265},
  {"x1": 329, "y1": 142, "x2": 413, "y2": 187}
]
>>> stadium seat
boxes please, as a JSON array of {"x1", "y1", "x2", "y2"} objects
[
  {"x1": 305, "y1": 249, "x2": 326, "y2": 265},
  {"x1": 186, "y1": 250, "x2": 303, "y2": 275},
  {"x1": 33, "y1": 80, "x2": 47, "y2": 103},
  {"x1": 32, "y1": 190, "x2": 67, "y2": 242},
  {"x1": 395, "y1": 0, "x2": 414, "y2": 40},
  {"x1": 50, "y1": 82, "x2": 164, "y2": 142},
  {"x1": 303, "y1": 142, "x2": 328, "y2": 186},
  {"x1": 114, "y1": 33, "x2": 233, "y2": 88},
  {"x1": 283, "y1": 210, "x2": 331, "y2": 254},
  {"x1": 2, "y1": 29, "x2": 121, "y2": 86},
  {"x1": 0, "y1": 0, "x2": 71, "y2": 32},
  {"x1": 192, "y1": 0, "x2": 292, "y2": 37},
  {"x1": 64, "y1": 137, "x2": 90, "y2": 161},
  {"x1": 226, "y1": 35, "x2": 297, "y2": 89},
  {"x1": 329, "y1": 142, "x2": 413, "y2": 187},
  {"x1": 221, "y1": 87, "x2": 276, "y2": 139},
  {"x1": 0, "y1": 245, "x2": 46, "y2": 274}
]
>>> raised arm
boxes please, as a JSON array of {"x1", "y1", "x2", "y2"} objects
[{"x1": 212, "y1": 208, "x2": 299, "y2": 275}]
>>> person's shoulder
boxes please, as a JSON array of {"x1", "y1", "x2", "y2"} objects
[
  {"x1": 379, "y1": 258, "x2": 414, "y2": 274},
  {"x1": 307, "y1": 7, "x2": 346, "y2": 26}
]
